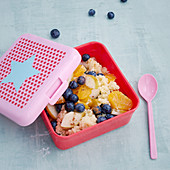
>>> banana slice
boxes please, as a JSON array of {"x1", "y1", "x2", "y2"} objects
[
  {"x1": 90, "y1": 89, "x2": 100, "y2": 99},
  {"x1": 46, "y1": 104, "x2": 58, "y2": 119},
  {"x1": 61, "y1": 112, "x2": 83, "y2": 129},
  {"x1": 85, "y1": 75, "x2": 99, "y2": 89}
]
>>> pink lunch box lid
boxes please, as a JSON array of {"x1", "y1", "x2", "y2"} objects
[{"x1": 0, "y1": 33, "x2": 81, "y2": 126}]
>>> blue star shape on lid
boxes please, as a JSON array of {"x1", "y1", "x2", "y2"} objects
[{"x1": 1, "y1": 54, "x2": 40, "y2": 92}]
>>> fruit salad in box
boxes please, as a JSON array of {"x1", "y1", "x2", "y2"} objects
[{"x1": 42, "y1": 41, "x2": 139, "y2": 149}]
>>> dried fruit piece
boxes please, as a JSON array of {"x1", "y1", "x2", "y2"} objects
[
  {"x1": 105, "y1": 74, "x2": 116, "y2": 82},
  {"x1": 73, "y1": 65, "x2": 86, "y2": 77},
  {"x1": 108, "y1": 91, "x2": 133, "y2": 110}
]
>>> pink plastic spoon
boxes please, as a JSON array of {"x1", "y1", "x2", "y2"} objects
[{"x1": 138, "y1": 74, "x2": 158, "y2": 159}]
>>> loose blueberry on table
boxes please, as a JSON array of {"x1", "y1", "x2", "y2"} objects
[
  {"x1": 88, "y1": 9, "x2": 96, "y2": 16},
  {"x1": 121, "y1": 0, "x2": 127, "y2": 3},
  {"x1": 50, "y1": 29, "x2": 60, "y2": 38},
  {"x1": 107, "y1": 12, "x2": 115, "y2": 19}
]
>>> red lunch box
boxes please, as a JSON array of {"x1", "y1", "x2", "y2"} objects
[{"x1": 41, "y1": 41, "x2": 140, "y2": 150}]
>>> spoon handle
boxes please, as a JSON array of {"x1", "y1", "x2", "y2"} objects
[{"x1": 147, "y1": 101, "x2": 157, "y2": 159}]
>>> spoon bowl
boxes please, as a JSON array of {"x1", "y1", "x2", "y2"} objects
[
  {"x1": 138, "y1": 74, "x2": 158, "y2": 102},
  {"x1": 138, "y1": 74, "x2": 158, "y2": 159}
]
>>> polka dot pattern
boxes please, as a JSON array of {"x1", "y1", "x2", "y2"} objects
[{"x1": 0, "y1": 37, "x2": 66, "y2": 108}]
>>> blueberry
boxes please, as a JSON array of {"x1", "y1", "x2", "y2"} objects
[
  {"x1": 50, "y1": 29, "x2": 60, "y2": 38},
  {"x1": 92, "y1": 106, "x2": 102, "y2": 115},
  {"x1": 75, "y1": 103, "x2": 85, "y2": 113},
  {"x1": 96, "y1": 113, "x2": 106, "y2": 118},
  {"x1": 69, "y1": 94, "x2": 79, "y2": 103},
  {"x1": 63, "y1": 88, "x2": 73, "y2": 100},
  {"x1": 55, "y1": 104, "x2": 63, "y2": 113},
  {"x1": 121, "y1": 0, "x2": 127, "y2": 2},
  {"x1": 97, "y1": 73, "x2": 104, "y2": 76},
  {"x1": 86, "y1": 71, "x2": 97, "y2": 77},
  {"x1": 45, "y1": 109, "x2": 50, "y2": 117},
  {"x1": 97, "y1": 116, "x2": 107, "y2": 123},
  {"x1": 88, "y1": 9, "x2": 96, "y2": 16},
  {"x1": 100, "y1": 113, "x2": 107, "y2": 117},
  {"x1": 107, "y1": 12, "x2": 115, "y2": 19},
  {"x1": 77, "y1": 76, "x2": 85, "y2": 85},
  {"x1": 100, "y1": 104, "x2": 112, "y2": 114},
  {"x1": 106, "y1": 114, "x2": 115, "y2": 119},
  {"x1": 82, "y1": 54, "x2": 90, "y2": 61},
  {"x1": 65, "y1": 102, "x2": 75, "y2": 112},
  {"x1": 69, "y1": 81, "x2": 78, "y2": 89},
  {"x1": 51, "y1": 121, "x2": 57, "y2": 130}
]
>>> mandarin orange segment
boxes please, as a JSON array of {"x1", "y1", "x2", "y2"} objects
[
  {"x1": 77, "y1": 85, "x2": 92, "y2": 100},
  {"x1": 56, "y1": 96, "x2": 65, "y2": 104},
  {"x1": 88, "y1": 99, "x2": 99, "y2": 108},
  {"x1": 79, "y1": 96, "x2": 91, "y2": 103},
  {"x1": 72, "y1": 86, "x2": 81, "y2": 95},
  {"x1": 117, "y1": 109, "x2": 127, "y2": 113},
  {"x1": 108, "y1": 91, "x2": 133, "y2": 110},
  {"x1": 105, "y1": 74, "x2": 116, "y2": 82},
  {"x1": 73, "y1": 65, "x2": 87, "y2": 77},
  {"x1": 84, "y1": 103, "x2": 90, "y2": 109}
]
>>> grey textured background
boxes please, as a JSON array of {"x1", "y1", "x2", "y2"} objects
[{"x1": 0, "y1": 0, "x2": 170, "y2": 170}]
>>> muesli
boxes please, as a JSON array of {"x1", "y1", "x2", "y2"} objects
[{"x1": 46, "y1": 54, "x2": 133, "y2": 136}]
